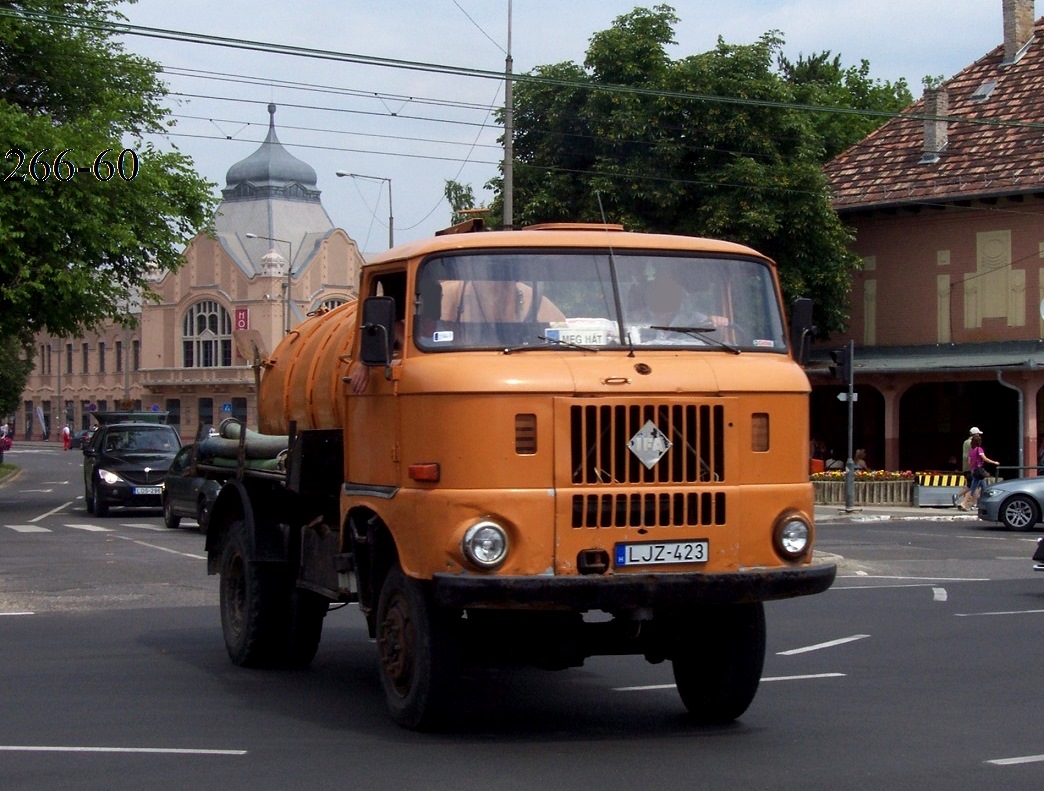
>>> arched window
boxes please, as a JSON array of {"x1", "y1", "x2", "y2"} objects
[
  {"x1": 182, "y1": 300, "x2": 233, "y2": 368},
  {"x1": 318, "y1": 297, "x2": 347, "y2": 312}
]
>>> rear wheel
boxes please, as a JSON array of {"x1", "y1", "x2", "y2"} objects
[
  {"x1": 672, "y1": 602, "x2": 766, "y2": 724},
  {"x1": 376, "y1": 564, "x2": 457, "y2": 730},
  {"x1": 1001, "y1": 495, "x2": 1039, "y2": 531},
  {"x1": 219, "y1": 519, "x2": 327, "y2": 668},
  {"x1": 162, "y1": 495, "x2": 181, "y2": 530}
]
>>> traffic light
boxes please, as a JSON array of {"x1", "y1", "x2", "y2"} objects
[{"x1": 829, "y1": 346, "x2": 852, "y2": 384}]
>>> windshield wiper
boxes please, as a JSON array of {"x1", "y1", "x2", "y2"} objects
[{"x1": 649, "y1": 325, "x2": 741, "y2": 355}]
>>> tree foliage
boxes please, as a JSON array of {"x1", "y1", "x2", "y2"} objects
[
  {"x1": 444, "y1": 179, "x2": 478, "y2": 226},
  {"x1": 0, "y1": 0, "x2": 216, "y2": 349},
  {"x1": 0, "y1": 335, "x2": 33, "y2": 417},
  {"x1": 483, "y1": 4, "x2": 910, "y2": 335}
]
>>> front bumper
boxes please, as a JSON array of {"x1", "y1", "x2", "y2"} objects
[
  {"x1": 96, "y1": 482, "x2": 164, "y2": 508},
  {"x1": 433, "y1": 562, "x2": 837, "y2": 610}
]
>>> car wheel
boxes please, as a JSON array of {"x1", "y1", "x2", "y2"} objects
[
  {"x1": 92, "y1": 481, "x2": 109, "y2": 517},
  {"x1": 196, "y1": 497, "x2": 211, "y2": 533},
  {"x1": 162, "y1": 495, "x2": 181, "y2": 530},
  {"x1": 1000, "y1": 495, "x2": 1039, "y2": 531}
]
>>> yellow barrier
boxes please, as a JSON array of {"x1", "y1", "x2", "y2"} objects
[{"x1": 915, "y1": 473, "x2": 965, "y2": 487}]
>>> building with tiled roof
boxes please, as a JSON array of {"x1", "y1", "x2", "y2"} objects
[
  {"x1": 817, "y1": 0, "x2": 1044, "y2": 476},
  {"x1": 16, "y1": 106, "x2": 363, "y2": 443}
]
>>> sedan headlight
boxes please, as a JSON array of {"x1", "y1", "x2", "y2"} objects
[
  {"x1": 984, "y1": 488, "x2": 1004, "y2": 498},
  {"x1": 461, "y1": 520, "x2": 509, "y2": 570},
  {"x1": 97, "y1": 468, "x2": 125, "y2": 485}
]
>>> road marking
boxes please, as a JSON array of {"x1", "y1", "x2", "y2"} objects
[
  {"x1": 0, "y1": 612, "x2": 34, "y2": 616},
  {"x1": 777, "y1": 635, "x2": 869, "y2": 656},
  {"x1": 122, "y1": 523, "x2": 166, "y2": 532},
  {"x1": 955, "y1": 608, "x2": 1044, "y2": 618},
  {"x1": 0, "y1": 745, "x2": 246, "y2": 756},
  {"x1": 64, "y1": 523, "x2": 113, "y2": 532},
  {"x1": 29, "y1": 501, "x2": 75, "y2": 522},
  {"x1": 114, "y1": 535, "x2": 206, "y2": 560},
  {"x1": 20, "y1": 488, "x2": 53, "y2": 493},
  {"x1": 933, "y1": 587, "x2": 948, "y2": 602},
  {"x1": 614, "y1": 673, "x2": 845, "y2": 692},
  {"x1": 838, "y1": 575, "x2": 989, "y2": 581},
  {"x1": 986, "y1": 754, "x2": 1044, "y2": 766},
  {"x1": 5, "y1": 525, "x2": 52, "y2": 533}
]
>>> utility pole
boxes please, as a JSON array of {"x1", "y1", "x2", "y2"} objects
[
  {"x1": 503, "y1": 0, "x2": 514, "y2": 230},
  {"x1": 830, "y1": 341, "x2": 857, "y2": 510}
]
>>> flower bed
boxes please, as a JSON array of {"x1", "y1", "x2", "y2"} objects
[{"x1": 811, "y1": 471, "x2": 916, "y2": 506}]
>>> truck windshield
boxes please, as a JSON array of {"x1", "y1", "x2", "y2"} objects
[{"x1": 413, "y1": 251, "x2": 786, "y2": 352}]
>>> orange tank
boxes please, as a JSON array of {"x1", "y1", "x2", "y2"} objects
[{"x1": 257, "y1": 301, "x2": 357, "y2": 435}]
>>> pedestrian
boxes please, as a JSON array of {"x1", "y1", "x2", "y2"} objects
[
  {"x1": 960, "y1": 433, "x2": 999, "y2": 511},
  {"x1": 854, "y1": 448, "x2": 870, "y2": 471},
  {"x1": 954, "y1": 427, "x2": 981, "y2": 507},
  {"x1": 61, "y1": 424, "x2": 71, "y2": 450}
]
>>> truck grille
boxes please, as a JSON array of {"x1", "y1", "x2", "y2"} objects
[
  {"x1": 571, "y1": 490, "x2": 726, "y2": 528},
  {"x1": 569, "y1": 402, "x2": 725, "y2": 485}
]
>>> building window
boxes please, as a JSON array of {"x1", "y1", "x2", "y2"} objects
[
  {"x1": 232, "y1": 397, "x2": 248, "y2": 427},
  {"x1": 198, "y1": 397, "x2": 214, "y2": 438},
  {"x1": 99, "y1": 342, "x2": 106, "y2": 373},
  {"x1": 82, "y1": 343, "x2": 89, "y2": 374},
  {"x1": 319, "y1": 298, "x2": 347, "y2": 311},
  {"x1": 182, "y1": 300, "x2": 233, "y2": 368},
  {"x1": 115, "y1": 341, "x2": 123, "y2": 373},
  {"x1": 65, "y1": 344, "x2": 73, "y2": 375},
  {"x1": 165, "y1": 399, "x2": 181, "y2": 433},
  {"x1": 132, "y1": 340, "x2": 140, "y2": 371}
]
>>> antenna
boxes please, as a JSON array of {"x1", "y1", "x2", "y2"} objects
[{"x1": 595, "y1": 192, "x2": 633, "y2": 356}]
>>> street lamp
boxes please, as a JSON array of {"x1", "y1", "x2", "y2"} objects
[
  {"x1": 245, "y1": 233, "x2": 293, "y2": 333},
  {"x1": 335, "y1": 171, "x2": 393, "y2": 248}
]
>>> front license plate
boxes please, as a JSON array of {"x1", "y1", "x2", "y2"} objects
[
  {"x1": 614, "y1": 539, "x2": 708, "y2": 567},
  {"x1": 133, "y1": 486, "x2": 162, "y2": 496}
]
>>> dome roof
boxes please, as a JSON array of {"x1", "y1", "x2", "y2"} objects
[{"x1": 223, "y1": 104, "x2": 318, "y2": 196}]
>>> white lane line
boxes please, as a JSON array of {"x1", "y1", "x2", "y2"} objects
[
  {"x1": 777, "y1": 634, "x2": 870, "y2": 656},
  {"x1": 0, "y1": 745, "x2": 246, "y2": 756},
  {"x1": 64, "y1": 523, "x2": 113, "y2": 532},
  {"x1": 614, "y1": 673, "x2": 845, "y2": 692},
  {"x1": 933, "y1": 587, "x2": 948, "y2": 602},
  {"x1": 839, "y1": 575, "x2": 990, "y2": 581},
  {"x1": 986, "y1": 754, "x2": 1044, "y2": 766},
  {"x1": 114, "y1": 535, "x2": 206, "y2": 560},
  {"x1": 0, "y1": 612, "x2": 34, "y2": 616},
  {"x1": 20, "y1": 488, "x2": 53, "y2": 493},
  {"x1": 122, "y1": 523, "x2": 166, "y2": 532},
  {"x1": 5, "y1": 525, "x2": 52, "y2": 533},
  {"x1": 28, "y1": 501, "x2": 75, "y2": 523},
  {"x1": 955, "y1": 608, "x2": 1044, "y2": 618}
]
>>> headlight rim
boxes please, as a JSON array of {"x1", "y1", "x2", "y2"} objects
[
  {"x1": 461, "y1": 520, "x2": 509, "y2": 570},
  {"x1": 772, "y1": 512, "x2": 812, "y2": 562}
]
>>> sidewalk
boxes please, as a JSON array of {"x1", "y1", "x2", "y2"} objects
[{"x1": 814, "y1": 503, "x2": 980, "y2": 525}]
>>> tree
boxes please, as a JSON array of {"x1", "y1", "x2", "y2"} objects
[
  {"x1": 0, "y1": 335, "x2": 33, "y2": 419},
  {"x1": 0, "y1": 1, "x2": 216, "y2": 348},
  {"x1": 444, "y1": 179, "x2": 478, "y2": 226},
  {"x1": 482, "y1": 4, "x2": 909, "y2": 335}
]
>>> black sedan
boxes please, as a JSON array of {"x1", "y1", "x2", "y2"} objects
[
  {"x1": 161, "y1": 444, "x2": 221, "y2": 531},
  {"x1": 977, "y1": 476, "x2": 1044, "y2": 530},
  {"x1": 83, "y1": 421, "x2": 181, "y2": 517}
]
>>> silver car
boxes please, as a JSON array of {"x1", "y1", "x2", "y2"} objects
[{"x1": 976, "y1": 476, "x2": 1044, "y2": 531}]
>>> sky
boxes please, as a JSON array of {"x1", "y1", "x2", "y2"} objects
[{"x1": 114, "y1": 0, "x2": 1004, "y2": 253}]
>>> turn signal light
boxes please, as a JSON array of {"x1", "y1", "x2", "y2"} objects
[{"x1": 408, "y1": 463, "x2": 440, "y2": 482}]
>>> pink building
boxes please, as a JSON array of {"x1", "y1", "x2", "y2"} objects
[
  {"x1": 17, "y1": 105, "x2": 363, "y2": 442},
  {"x1": 818, "y1": 0, "x2": 1044, "y2": 476}
]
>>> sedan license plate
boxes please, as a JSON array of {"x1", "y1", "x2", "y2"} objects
[
  {"x1": 133, "y1": 486, "x2": 162, "y2": 496},
  {"x1": 614, "y1": 539, "x2": 708, "y2": 567}
]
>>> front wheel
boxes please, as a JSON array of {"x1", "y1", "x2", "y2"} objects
[
  {"x1": 219, "y1": 520, "x2": 283, "y2": 667},
  {"x1": 672, "y1": 602, "x2": 766, "y2": 725},
  {"x1": 92, "y1": 481, "x2": 109, "y2": 517},
  {"x1": 376, "y1": 565, "x2": 457, "y2": 730},
  {"x1": 1001, "y1": 495, "x2": 1039, "y2": 531},
  {"x1": 162, "y1": 495, "x2": 181, "y2": 530}
]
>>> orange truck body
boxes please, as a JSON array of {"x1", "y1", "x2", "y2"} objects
[{"x1": 208, "y1": 222, "x2": 835, "y2": 729}]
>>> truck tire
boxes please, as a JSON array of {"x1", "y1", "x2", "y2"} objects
[
  {"x1": 672, "y1": 602, "x2": 765, "y2": 724},
  {"x1": 376, "y1": 564, "x2": 457, "y2": 730},
  {"x1": 219, "y1": 520, "x2": 285, "y2": 667}
]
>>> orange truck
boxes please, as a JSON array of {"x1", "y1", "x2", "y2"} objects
[{"x1": 201, "y1": 221, "x2": 835, "y2": 730}]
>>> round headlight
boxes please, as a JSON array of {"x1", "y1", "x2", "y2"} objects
[
  {"x1": 774, "y1": 516, "x2": 811, "y2": 561},
  {"x1": 462, "y1": 521, "x2": 509, "y2": 569},
  {"x1": 98, "y1": 468, "x2": 124, "y2": 485}
]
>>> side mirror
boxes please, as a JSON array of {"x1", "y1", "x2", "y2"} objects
[
  {"x1": 360, "y1": 296, "x2": 396, "y2": 369},
  {"x1": 789, "y1": 297, "x2": 815, "y2": 367}
]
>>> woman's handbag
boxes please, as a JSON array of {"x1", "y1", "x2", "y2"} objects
[{"x1": 972, "y1": 465, "x2": 987, "y2": 480}]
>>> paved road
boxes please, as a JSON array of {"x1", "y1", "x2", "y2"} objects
[{"x1": 1, "y1": 445, "x2": 1042, "y2": 789}]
